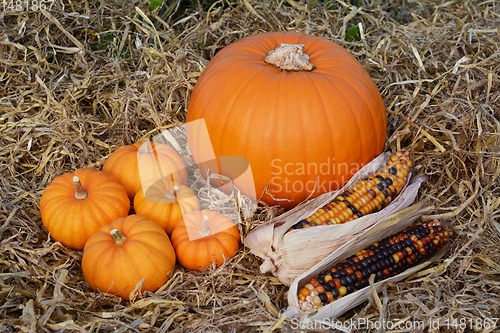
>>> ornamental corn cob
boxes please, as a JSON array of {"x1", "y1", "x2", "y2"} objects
[
  {"x1": 291, "y1": 151, "x2": 412, "y2": 230},
  {"x1": 298, "y1": 220, "x2": 449, "y2": 312}
]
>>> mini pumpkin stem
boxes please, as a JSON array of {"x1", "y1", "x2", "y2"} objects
[
  {"x1": 263, "y1": 43, "x2": 315, "y2": 71},
  {"x1": 165, "y1": 185, "x2": 179, "y2": 200},
  {"x1": 198, "y1": 215, "x2": 211, "y2": 238},
  {"x1": 138, "y1": 137, "x2": 150, "y2": 154},
  {"x1": 73, "y1": 176, "x2": 88, "y2": 200},
  {"x1": 110, "y1": 229, "x2": 127, "y2": 244}
]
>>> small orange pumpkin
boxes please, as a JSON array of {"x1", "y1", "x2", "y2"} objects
[
  {"x1": 102, "y1": 140, "x2": 188, "y2": 200},
  {"x1": 82, "y1": 214, "x2": 176, "y2": 300},
  {"x1": 171, "y1": 209, "x2": 240, "y2": 271},
  {"x1": 134, "y1": 178, "x2": 201, "y2": 235},
  {"x1": 39, "y1": 168, "x2": 130, "y2": 250}
]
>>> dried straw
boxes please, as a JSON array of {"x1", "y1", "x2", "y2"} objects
[{"x1": 0, "y1": 0, "x2": 499, "y2": 332}]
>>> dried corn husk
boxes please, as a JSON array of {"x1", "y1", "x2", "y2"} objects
[
  {"x1": 244, "y1": 152, "x2": 423, "y2": 286},
  {"x1": 283, "y1": 203, "x2": 450, "y2": 327}
]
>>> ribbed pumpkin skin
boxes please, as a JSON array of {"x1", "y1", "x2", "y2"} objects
[
  {"x1": 187, "y1": 32, "x2": 387, "y2": 210},
  {"x1": 102, "y1": 141, "x2": 188, "y2": 200},
  {"x1": 82, "y1": 215, "x2": 176, "y2": 300},
  {"x1": 133, "y1": 178, "x2": 201, "y2": 235},
  {"x1": 39, "y1": 168, "x2": 130, "y2": 250},
  {"x1": 171, "y1": 210, "x2": 240, "y2": 271}
]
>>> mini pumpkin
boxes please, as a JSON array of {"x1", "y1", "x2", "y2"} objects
[
  {"x1": 134, "y1": 178, "x2": 201, "y2": 235},
  {"x1": 102, "y1": 140, "x2": 188, "y2": 200},
  {"x1": 171, "y1": 210, "x2": 240, "y2": 271},
  {"x1": 39, "y1": 168, "x2": 130, "y2": 250},
  {"x1": 82, "y1": 214, "x2": 176, "y2": 300}
]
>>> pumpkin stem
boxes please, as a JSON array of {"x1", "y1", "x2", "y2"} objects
[
  {"x1": 263, "y1": 43, "x2": 315, "y2": 71},
  {"x1": 165, "y1": 185, "x2": 179, "y2": 200},
  {"x1": 110, "y1": 229, "x2": 127, "y2": 244},
  {"x1": 73, "y1": 176, "x2": 88, "y2": 200},
  {"x1": 198, "y1": 215, "x2": 211, "y2": 238},
  {"x1": 138, "y1": 137, "x2": 150, "y2": 154}
]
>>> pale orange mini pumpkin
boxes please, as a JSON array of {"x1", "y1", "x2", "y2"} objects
[
  {"x1": 39, "y1": 168, "x2": 130, "y2": 250},
  {"x1": 82, "y1": 214, "x2": 176, "y2": 300},
  {"x1": 171, "y1": 210, "x2": 240, "y2": 271},
  {"x1": 134, "y1": 178, "x2": 201, "y2": 235},
  {"x1": 102, "y1": 140, "x2": 188, "y2": 200}
]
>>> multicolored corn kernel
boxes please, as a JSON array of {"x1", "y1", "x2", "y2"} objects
[
  {"x1": 298, "y1": 220, "x2": 450, "y2": 311},
  {"x1": 290, "y1": 151, "x2": 412, "y2": 230}
]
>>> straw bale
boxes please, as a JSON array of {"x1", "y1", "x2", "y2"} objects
[{"x1": 0, "y1": 0, "x2": 499, "y2": 331}]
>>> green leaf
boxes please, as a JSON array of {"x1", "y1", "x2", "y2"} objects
[
  {"x1": 150, "y1": 0, "x2": 163, "y2": 12},
  {"x1": 159, "y1": 0, "x2": 182, "y2": 20},
  {"x1": 345, "y1": 24, "x2": 361, "y2": 42}
]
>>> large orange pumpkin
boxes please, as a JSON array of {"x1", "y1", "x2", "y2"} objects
[
  {"x1": 171, "y1": 210, "x2": 240, "y2": 271},
  {"x1": 82, "y1": 214, "x2": 176, "y2": 300},
  {"x1": 102, "y1": 140, "x2": 188, "y2": 200},
  {"x1": 186, "y1": 32, "x2": 387, "y2": 210},
  {"x1": 39, "y1": 168, "x2": 130, "y2": 250},
  {"x1": 134, "y1": 178, "x2": 201, "y2": 235}
]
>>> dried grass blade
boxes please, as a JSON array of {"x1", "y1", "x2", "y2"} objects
[{"x1": 41, "y1": 11, "x2": 84, "y2": 51}]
